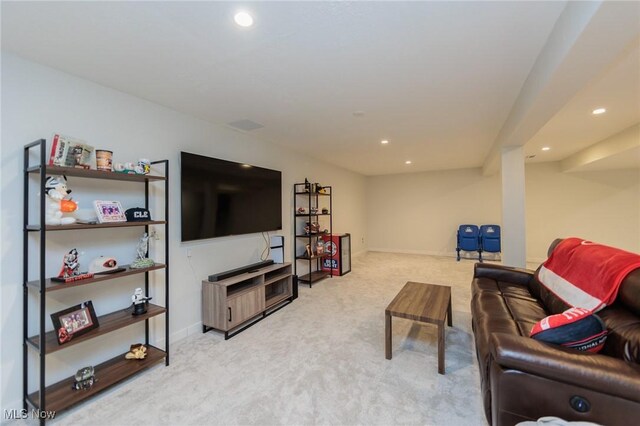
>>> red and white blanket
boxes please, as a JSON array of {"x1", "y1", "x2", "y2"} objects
[{"x1": 537, "y1": 238, "x2": 640, "y2": 312}]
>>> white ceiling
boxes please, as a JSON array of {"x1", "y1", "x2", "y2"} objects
[
  {"x1": 525, "y1": 40, "x2": 640, "y2": 164},
  {"x1": 2, "y1": 1, "x2": 639, "y2": 175}
]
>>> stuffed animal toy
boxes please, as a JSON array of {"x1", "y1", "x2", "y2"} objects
[{"x1": 44, "y1": 175, "x2": 78, "y2": 225}]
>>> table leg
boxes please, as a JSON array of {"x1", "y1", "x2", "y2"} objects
[
  {"x1": 385, "y1": 312, "x2": 392, "y2": 360},
  {"x1": 438, "y1": 321, "x2": 445, "y2": 374},
  {"x1": 447, "y1": 296, "x2": 453, "y2": 327}
]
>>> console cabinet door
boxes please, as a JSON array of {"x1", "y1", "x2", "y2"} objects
[{"x1": 227, "y1": 287, "x2": 265, "y2": 329}]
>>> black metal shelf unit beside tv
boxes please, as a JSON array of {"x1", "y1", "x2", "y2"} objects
[
  {"x1": 23, "y1": 139, "x2": 169, "y2": 424},
  {"x1": 293, "y1": 181, "x2": 332, "y2": 287}
]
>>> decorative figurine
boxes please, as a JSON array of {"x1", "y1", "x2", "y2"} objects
[
  {"x1": 297, "y1": 207, "x2": 307, "y2": 214},
  {"x1": 72, "y1": 366, "x2": 95, "y2": 391},
  {"x1": 131, "y1": 287, "x2": 152, "y2": 315},
  {"x1": 44, "y1": 175, "x2": 78, "y2": 225},
  {"x1": 125, "y1": 343, "x2": 148, "y2": 360},
  {"x1": 131, "y1": 233, "x2": 155, "y2": 269},
  {"x1": 322, "y1": 208, "x2": 329, "y2": 214},
  {"x1": 316, "y1": 241, "x2": 324, "y2": 255},
  {"x1": 310, "y1": 207, "x2": 319, "y2": 214},
  {"x1": 51, "y1": 249, "x2": 94, "y2": 283},
  {"x1": 58, "y1": 248, "x2": 80, "y2": 278},
  {"x1": 138, "y1": 159, "x2": 151, "y2": 174}
]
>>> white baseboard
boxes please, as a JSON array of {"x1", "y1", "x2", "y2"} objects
[
  {"x1": 352, "y1": 249, "x2": 367, "y2": 258},
  {"x1": 367, "y1": 247, "x2": 456, "y2": 257},
  {"x1": 155, "y1": 321, "x2": 203, "y2": 349}
]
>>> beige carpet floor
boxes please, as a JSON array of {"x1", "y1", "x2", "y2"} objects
[{"x1": 52, "y1": 252, "x2": 489, "y2": 425}]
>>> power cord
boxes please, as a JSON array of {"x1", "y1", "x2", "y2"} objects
[{"x1": 260, "y1": 231, "x2": 271, "y2": 261}]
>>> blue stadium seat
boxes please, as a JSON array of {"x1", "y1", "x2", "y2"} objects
[
  {"x1": 456, "y1": 224, "x2": 480, "y2": 261},
  {"x1": 480, "y1": 225, "x2": 501, "y2": 259}
]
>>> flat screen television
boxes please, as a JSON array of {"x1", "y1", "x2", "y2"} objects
[{"x1": 180, "y1": 152, "x2": 282, "y2": 241}]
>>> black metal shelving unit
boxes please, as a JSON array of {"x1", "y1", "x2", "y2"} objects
[
  {"x1": 293, "y1": 180, "x2": 332, "y2": 287},
  {"x1": 23, "y1": 139, "x2": 169, "y2": 423}
]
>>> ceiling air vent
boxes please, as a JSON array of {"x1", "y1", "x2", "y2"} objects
[{"x1": 227, "y1": 119, "x2": 264, "y2": 131}]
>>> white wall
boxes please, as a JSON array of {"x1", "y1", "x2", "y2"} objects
[
  {"x1": 366, "y1": 168, "x2": 502, "y2": 255},
  {"x1": 365, "y1": 162, "x2": 640, "y2": 262},
  {"x1": 0, "y1": 54, "x2": 367, "y2": 411},
  {"x1": 525, "y1": 161, "x2": 640, "y2": 261}
]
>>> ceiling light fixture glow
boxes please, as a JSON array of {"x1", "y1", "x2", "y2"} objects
[
  {"x1": 592, "y1": 108, "x2": 606, "y2": 115},
  {"x1": 405, "y1": 160, "x2": 412, "y2": 165},
  {"x1": 234, "y1": 11, "x2": 254, "y2": 27},
  {"x1": 541, "y1": 147, "x2": 550, "y2": 151},
  {"x1": 381, "y1": 140, "x2": 389, "y2": 144}
]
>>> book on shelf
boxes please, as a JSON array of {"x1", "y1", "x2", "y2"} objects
[{"x1": 49, "y1": 134, "x2": 97, "y2": 169}]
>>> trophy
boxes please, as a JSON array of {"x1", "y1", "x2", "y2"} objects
[{"x1": 131, "y1": 233, "x2": 155, "y2": 269}]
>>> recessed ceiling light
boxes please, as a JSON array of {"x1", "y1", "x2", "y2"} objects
[
  {"x1": 381, "y1": 140, "x2": 389, "y2": 145},
  {"x1": 241, "y1": 164, "x2": 252, "y2": 168},
  {"x1": 592, "y1": 108, "x2": 606, "y2": 115},
  {"x1": 234, "y1": 11, "x2": 254, "y2": 27},
  {"x1": 405, "y1": 160, "x2": 412, "y2": 165},
  {"x1": 541, "y1": 147, "x2": 551, "y2": 151}
]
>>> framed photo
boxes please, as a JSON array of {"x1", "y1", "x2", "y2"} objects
[
  {"x1": 51, "y1": 301, "x2": 99, "y2": 345},
  {"x1": 49, "y1": 133, "x2": 96, "y2": 169},
  {"x1": 93, "y1": 200, "x2": 127, "y2": 223}
]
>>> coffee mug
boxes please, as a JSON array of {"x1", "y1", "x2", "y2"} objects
[{"x1": 96, "y1": 150, "x2": 113, "y2": 171}]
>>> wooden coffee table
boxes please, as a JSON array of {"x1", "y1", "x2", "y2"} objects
[{"x1": 385, "y1": 281, "x2": 452, "y2": 374}]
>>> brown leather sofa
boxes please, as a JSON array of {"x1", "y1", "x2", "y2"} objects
[{"x1": 471, "y1": 239, "x2": 640, "y2": 425}]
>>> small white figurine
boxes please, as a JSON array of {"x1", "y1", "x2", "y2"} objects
[{"x1": 131, "y1": 287, "x2": 152, "y2": 315}]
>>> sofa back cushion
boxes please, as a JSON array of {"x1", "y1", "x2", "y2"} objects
[{"x1": 529, "y1": 267, "x2": 570, "y2": 314}]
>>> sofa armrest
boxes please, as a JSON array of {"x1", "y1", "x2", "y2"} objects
[
  {"x1": 473, "y1": 263, "x2": 535, "y2": 287},
  {"x1": 490, "y1": 333, "x2": 640, "y2": 402}
]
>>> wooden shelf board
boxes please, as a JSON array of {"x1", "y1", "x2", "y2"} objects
[
  {"x1": 26, "y1": 220, "x2": 165, "y2": 231},
  {"x1": 298, "y1": 271, "x2": 330, "y2": 283},
  {"x1": 227, "y1": 282, "x2": 262, "y2": 298},
  {"x1": 264, "y1": 273, "x2": 291, "y2": 286},
  {"x1": 294, "y1": 192, "x2": 331, "y2": 196},
  {"x1": 28, "y1": 165, "x2": 166, "y2": 182},
  {"x1": 295, "y1": 234, "x2": 329, "y2": 238},
  {"x1": 294, "y1": 213, "x2": 330, "y2": 217},
  {"x1": 295, "y1": 253, "x2": 330, "y2": 260},
  {"x1": 27, "y1": 304, "x2": 166, "y2": 354},
  {"x1": 26, "y1": 263, "x2": 166, "y2": 292},
  {"x1": 265, "y1": 293, "x2": 290, "y2": 309},
  {"x1": 27, "y1": 345, "x2": 166, "y2": 412}
]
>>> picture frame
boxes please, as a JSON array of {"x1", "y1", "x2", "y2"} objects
[
  {"x1": 93, "y1": 200, "x2": 127, "y2": 223},
  {"x1": 49, "y1": 133, "x2": 96, "y2": 169},
  {"x1": 51, "y1": 300, "x2": 99, "y2": 345}
]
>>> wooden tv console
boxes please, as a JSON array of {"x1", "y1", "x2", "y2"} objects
[{"x1": 202, "y1": 262, "x2": 294, "y2": 339}]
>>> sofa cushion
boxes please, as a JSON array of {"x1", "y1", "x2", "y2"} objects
[
  {"x1": 530, "y1": 307, "x2": 607, "y2": 353},
  {"x1": 598, "y1": 305, "x2": 640, "y2": 362},
  {"x1": 618, "y1": 269, "x2": 640, "y2": 315}
]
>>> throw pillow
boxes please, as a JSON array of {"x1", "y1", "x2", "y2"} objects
[{"x1": 530, "y1": 307, "x2": 607, "y2": 353}]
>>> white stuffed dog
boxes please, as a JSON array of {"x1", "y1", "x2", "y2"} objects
[{"x1": 44, "y1": 175, "x2": 78, "y2": 225}]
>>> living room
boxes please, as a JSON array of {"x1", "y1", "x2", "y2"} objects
[{"x1": 1, "y1": 1, "x2": 639, "y2": 425}]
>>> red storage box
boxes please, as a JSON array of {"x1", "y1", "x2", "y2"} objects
[{"x1": 321, "y1": 233, "x2": 351, "y2": 276}]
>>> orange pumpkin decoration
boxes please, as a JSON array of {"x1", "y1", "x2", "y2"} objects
[{"x1": 60, "y1": 199, "x2": 78, "y2": 213}]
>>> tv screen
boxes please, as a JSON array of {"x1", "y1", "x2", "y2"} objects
[{"x1": 180, "y1": 152, "x2": 282, "y2": 241}]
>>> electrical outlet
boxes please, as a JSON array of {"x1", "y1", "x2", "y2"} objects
[
  {"x1": 361, "y1": 237, "x2": 365, "y2": 244},
  {"x1": 187, "y1": 249, "x2": 192, "y2": 258}
]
